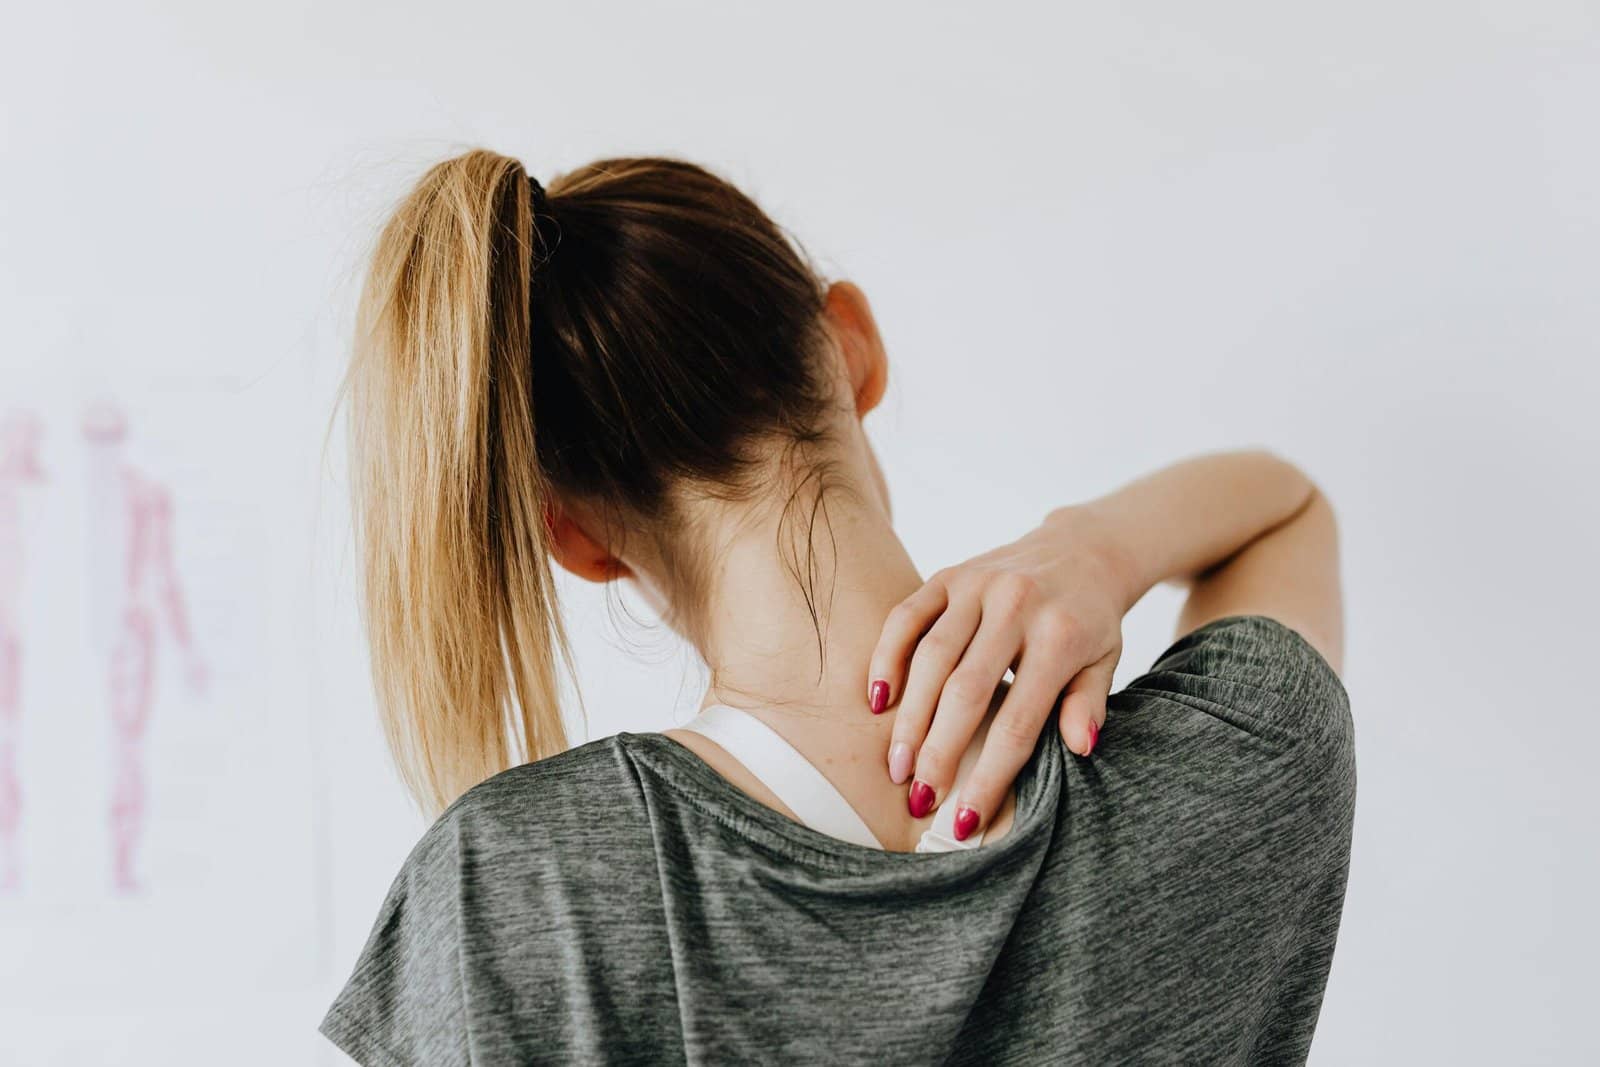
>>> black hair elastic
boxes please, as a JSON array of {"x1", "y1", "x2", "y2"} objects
[{"x1": 527, "y1": 175, "x2": 549, "y2": 214}]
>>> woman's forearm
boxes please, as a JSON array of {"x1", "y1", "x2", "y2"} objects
[{"x1": 1043, "y1": 450, "x2": 1319, "y2": 615}]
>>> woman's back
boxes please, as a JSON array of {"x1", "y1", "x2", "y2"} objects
[
  {"x1": 321, "y1": 615, "x2": 1354, "y2": 1066},
  {"x1": 332, "y1": 148, "x2": 1352, "y2": 1063}
]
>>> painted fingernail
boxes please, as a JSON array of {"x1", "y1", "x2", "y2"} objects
[
  {"x1": 908, "y1": 779, "x2": 935, "y2": 819},
  {"x1": 889, "y1": 742, "x2": 913, "y2": 784},
  {"x1": 953, "y1": 805, "x2": 980, "y2": 841},
  {"x1": 869, "y1": 679, "x2": 890, "y2": 714},
  {"x1": 1084, "y1": 720, "x2": 1099, "y2": 756}
]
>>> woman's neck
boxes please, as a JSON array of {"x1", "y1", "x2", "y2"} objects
[
  {"x1": 696, "y1": 494, "x2": 922, "y2": 721},
  {"x1": 663, "y1": 491, "x2": 1017, "y2": 852}
]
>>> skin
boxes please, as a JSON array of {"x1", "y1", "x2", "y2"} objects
[{"x1": 546, "y1": 281, "x2": 1344, "y2": 850}]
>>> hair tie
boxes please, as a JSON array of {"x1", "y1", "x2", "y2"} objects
[{"x1": 528, "y1": 175, "x2": 549, "y2": 214}]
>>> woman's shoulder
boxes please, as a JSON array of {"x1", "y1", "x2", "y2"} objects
[
  {"x1": 322, "y1": 734, "x2": 657, "y2": 1066},
  {"x1": 1116, "y1": 614, "x2": 1353, "y2": 758},
  {"x1": 1100, "y1": 614, "x2": 1357, "y2": 832},
  {"x1": 1063, "y1": 614, "x2": 1357, "y2": 903},
  {"x1": 427, "y1": 732, "x2": 646, "y2": 849}
]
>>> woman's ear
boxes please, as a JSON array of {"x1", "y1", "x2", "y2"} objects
[
  {"x1": 823, "y1": 280, "x2": 889, "y2": 417},
  {"x1": 545, "y1": 502, "x2": 633, "y2": 583}
]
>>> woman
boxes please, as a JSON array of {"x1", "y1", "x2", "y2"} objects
[{"x1": 321, "y1": 150, "x2": 1353, "y2": 1065}]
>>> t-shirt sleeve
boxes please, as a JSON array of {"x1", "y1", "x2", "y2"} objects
[
  {"x1": 319, "y1": 818, "x2": 471, "y2": 1067},
  {"x1": 1124, "y1": 613, "x2": 1353, "y2": 760},
  {"x1": 1090, "y1": 615, "x2": 1356, "y2": 1061},
  {"x1": 1111, "y1": 612, "x2": 1358, "y2": 895}
]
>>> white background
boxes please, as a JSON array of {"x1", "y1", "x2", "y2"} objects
[{"x1": 2, "y1": 2, "x2": 1596, "y2": 1063}]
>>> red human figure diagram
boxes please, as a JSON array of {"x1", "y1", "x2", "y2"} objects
[
  {"x1": 0, "y1": 412, "x2": 45, "y2": 893},
  {"x1": 84, "y1": 404, "x2": 206, "y2": 894}
]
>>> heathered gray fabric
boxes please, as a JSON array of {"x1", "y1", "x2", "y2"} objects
[{"x1": 321, "y1": 615, "x2": 1355, "y2": 1065}]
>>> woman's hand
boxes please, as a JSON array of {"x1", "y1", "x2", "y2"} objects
[
  {"x1": 867, "y1": 506, "x2": 1135, "y2": 838},
  {"x1": 866, "y1": 451, "x2": 1332, "y2": 840}
]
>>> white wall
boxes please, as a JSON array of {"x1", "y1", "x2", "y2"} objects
[{"x1": 2, "y1": 2, "x2": 1596, "y2": 1062}]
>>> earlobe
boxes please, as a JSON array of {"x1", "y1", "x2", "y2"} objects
[
  {"x1": 824, "y1": 281, "x2": 889, "y2": 417},
  {"x1": 545, "y1": 504, "x2": 633, "y2": 583}
]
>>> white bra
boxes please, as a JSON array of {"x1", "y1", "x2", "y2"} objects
[{"x1": 679, "y1": 704, "x2": 987, "y2": 853}]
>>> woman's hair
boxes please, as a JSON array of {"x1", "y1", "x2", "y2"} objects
[{"x1": 346, "y1": 149, "x2": 835, "y2": 815}]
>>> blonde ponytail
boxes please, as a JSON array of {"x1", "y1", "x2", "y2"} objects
[{"x1": 348, "y1": 149, "x2": 572, "y2": 817}]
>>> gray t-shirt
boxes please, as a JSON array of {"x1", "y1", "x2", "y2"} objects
[{"x1": 321, "y1": 615, "x2": 1355, "y2": 1065}]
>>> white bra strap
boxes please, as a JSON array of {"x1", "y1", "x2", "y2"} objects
[
  {"x1": 915, "y1": 726, "x2": 988, "y2": 852},
  {"x1": 681, "y1": 705, "x2": 885, "y2": 850},
  {"x1": 915, "y1": 783, "x2": 987, "y2": 852}
]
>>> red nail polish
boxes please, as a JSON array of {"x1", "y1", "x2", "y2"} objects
[
  {"x1": 869, "y1": 679, "x2": 890, "y2": 714},
  {"x1": 908, "y1": 780, "x2": 935, "y2": 819},
  {"x1": 1085, "y1": 720, "x2": 1099, "y2": 756},
  {"x1": 953, "y1": 805, "x2": 980, "y2": 841}
]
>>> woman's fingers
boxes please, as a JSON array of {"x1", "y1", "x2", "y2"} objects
[
  {"x1": 885, "y1": 593, "x2": 981, "y2": 785},
  {"x1": 1056, "y1": 650, "x2": 1118, "y2": 757},
  {"x1": 866, "y1": 578, "x2": 950, "y2": 715},
  {"x1": 942, "y1": 642, "x2": 1076, "y2": 839},
  {"x1": 908, "y1": 602, "x2": 1026, "y2": 817},
  {"x1": 869, "y1": 567, "x2": 1124, "y2": 840}
]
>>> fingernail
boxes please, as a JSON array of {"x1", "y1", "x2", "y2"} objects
[
  {"x1": 953, "y1": 805, "x2": 980, "y2": 841},
  {"x1": 888, "y1": 742, "x2": 913, "y2": 784},
  {"x1": 908, "y1": 779, "x2": 935, "y2": 819},
  {"x1": 868, "y1": 679, "x2": 890, "y2": 714},
  {"x1": 1084, "y1": 720, "x2": 1099, "y2": 756}
]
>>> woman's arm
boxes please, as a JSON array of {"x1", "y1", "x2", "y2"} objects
[
  {"x1": 1062, "y1": 449, "x2": 1343, "y2": 669},
  {"x1": 868, "y1": 449, "x2": 1344, "y2": 839}
]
